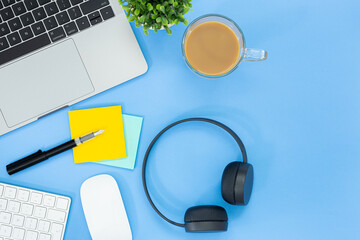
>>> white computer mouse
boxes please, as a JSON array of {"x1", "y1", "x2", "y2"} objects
[{"x1": 80, "y1": 174, "x2": 132, "y2": 240}]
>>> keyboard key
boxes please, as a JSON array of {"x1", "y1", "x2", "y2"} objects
[
  {"x1": 50, "y1": 223, "x2": 63, "y2": 240},
  {"x1": 4, "y1": 187, "x2": 16, "y2": 198},
  {"x1": 43, "y1": 16, "x2": 57, "y2": 30},
  {"x1": 0, "y1": 22, "x2": 10, "y2": 37},
  {"x1": 0, "y1": 212, "x2": 11, "y2": 223},
  {"x1": 11, "y1": 214, "x2": 25, "y2": 226},
  {"x1": 34, "y1": 206, "x2": 47, "y2": 218},
  {"x1": 8, "y1": 17, "x2": 21, "y2": 31},
  {"x1": 12, "y1": 1, "x2": 26, "y2": 15},
  {"x1": 7, "y1": 200, "x2": 21, "y2": 212},
  {"x1": 2, "y1": 0, "x2": 15, "y2": 7},
  {"x1": 0, "y1": 33, "x2": 51, "y2": 65},
  {"x1": 56, "y1": 0, "x2": 70, "y2": 11},
  {"x1": 48, "y1": 26, "x2": 65, "y2": 42},
  {"x1": 20, "y1": 203, "x2": 34, "y2": 215},
  {"x1": 11, "y1": 227, "x2": 25, "y2": 239},
  {"x1": 25, "y1": 230, "x2": 38, "y2": 240},
  {"x1": 17, "y1": 189, "x2": 30, "y2": 201},
  {"x1": 24, "y1": 217, "x2": 37, "y2": 229},
  {"x1": 0, "y1": 225, "x2": 12, "y2": 237},
  {"x1": 100, "y1": 5, "x2": 114, "y2": 20},
  {"x1": 80, "y1": 0, "x2": 108, "y2": 15},
  {"x1": 0, "y1": 37, "x2": 9, "y2": 50},
  {"x1": 0, "y1": 7, "x2": 14, "y2": 21},
  {"x1": 30, "y1": 192, "x2": 43, "y2": 204},
  {"x1": 67, "y1": 5, "x2": 81, "y2": 20},
  {"x1": 76, "y1": 16, "x2": 89, "y2": 30},
  {"x1": 33, "y1": 6, "x2": 46, "y2": 21},
  {"x1": 39, "y1": 233, "x2": 51, "y2": 240},
  {"x1": 38, "y1": 220, "x2": 50, "y2": 232},
  {"x1": 42, "y1": 195, "x2": 55, "y2": 207},
  {"x1": 47, "y1": 209, "x2": 66, "y2": 222},
  {"x1": 19, "y1": 26, "x2": 33, "y2": 40},
  {"x1": 70, "y1": 0, "x2": 82, "y2": 5},
  {"x1": 24, "y1": 0, "x2": 38, "y2": 11},
  {"x1": 44, "y1": 2, "x2": 58, "y2": 16},
  {"x1": 31, "y1": 21, "x2": 45, "y2": 35},
  {"x1": 0, "y1": 198, "x2": 8, "y2": 210},
  {"x1": 55, "y1": 198, "x2": 69, "y2": 210},
  {"x1": 20, "y1": 12, "x2": 35, "y2": 26},
  {"x1": 38, "y1": 0, "x2": 50, "y2": 5},
  {"x1": 7, "y1": 31, "x2": 21, "y2": 45},
  {"x1": 63, "y1": 21, "x2": 77, "y2": 35},
  {"x1": 0, "y1": 185, "x2": 3, "y2": 196},
  {"x1": 55, "y1": 11, "x2": 69, "y2": 24},
  {"x1": 88, "y1": 10, "x2": 101, "y2": 25}
]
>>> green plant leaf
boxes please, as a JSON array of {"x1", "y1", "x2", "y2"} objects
[
  {"x1": 164, "y1": 26, "x2": 172, "y2": 35},
  {"x1": 128, "y1": 16, "x2": 136, "y2": 22},
  {"x1": 147, "y1": 3, "x2": 153, "y2": 11},
  {"x1": 162, "y1": 16, "x2": 168, "y2": 25},
  {"x1": 156, "y1": 17, "x2": 162, "y2": 23},
  {"x1": 134, "y1": 8, "x2": 140, "y2": 16},
  {"x1": 139, "y1": 15, "x2": 146, "y2": 22}
]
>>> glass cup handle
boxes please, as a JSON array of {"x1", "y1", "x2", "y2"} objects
[{"x1": 244, "y1": 48, "x2": 268, "y2": 61}]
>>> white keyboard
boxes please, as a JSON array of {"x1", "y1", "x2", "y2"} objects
[{"x1": 0, "y1": 182, "x2": 71, "y2": 240}]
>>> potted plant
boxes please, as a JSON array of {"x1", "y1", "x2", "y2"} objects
[{"x1": 118, "y1": 0, "x2": 193, "y2": 35}]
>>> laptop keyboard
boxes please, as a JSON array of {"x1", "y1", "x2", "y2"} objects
[{"x1": 0, "y1": 0, "x2": 115, "y2": 66}]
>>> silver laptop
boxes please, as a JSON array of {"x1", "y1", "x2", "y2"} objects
[{"x1": 0, "y1": 0, "x2": 148, "y2": 136}]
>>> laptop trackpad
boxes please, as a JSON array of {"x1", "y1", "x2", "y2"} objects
[{"x1": 0, "y1": 40, "x2": 94, "y2": 128}]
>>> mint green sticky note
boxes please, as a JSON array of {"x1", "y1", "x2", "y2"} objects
[{"x1": 94, "y1": 114, "x2": 143, "y2": 170}]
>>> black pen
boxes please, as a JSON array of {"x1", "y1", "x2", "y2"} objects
[{"x1": 6, "y1": 130, "x2": 105, "y2": 175}]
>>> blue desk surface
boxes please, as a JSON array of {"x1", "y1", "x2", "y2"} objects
[{"x1": 1, "y1": 0, "x2": 360, "y2": 239}]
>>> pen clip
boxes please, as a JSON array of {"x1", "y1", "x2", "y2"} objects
[{"x1": 23, "y1": 150, "x2": 43, "y2": 161}]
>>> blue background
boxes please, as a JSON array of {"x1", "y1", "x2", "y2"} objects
[{"x1": 1, "y1": 0, "x2": 360, "y2": 239}]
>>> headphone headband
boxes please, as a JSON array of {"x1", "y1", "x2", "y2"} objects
[{"x1": 142, "y1": 118, "x2": 248, "y2": 227}]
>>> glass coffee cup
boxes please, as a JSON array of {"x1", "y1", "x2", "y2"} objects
[{"x1": 182, "y1": 14, "x2": 267, "y2": 78}]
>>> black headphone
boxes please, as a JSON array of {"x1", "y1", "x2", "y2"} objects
[{"x1": 142, "y1": 118, "x2": 254, "y2": 232}]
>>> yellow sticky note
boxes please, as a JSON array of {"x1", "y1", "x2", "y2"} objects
[{"x1": 68, "y1": 106, "x2": 127, "y2": 163}]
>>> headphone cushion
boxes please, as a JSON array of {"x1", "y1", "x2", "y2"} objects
[
  {"x1": 221, "y1": 162, "x2": 240, "y2": 205},
  {"x1": 184, "y1": 206, "x2": 228, "y2": 232},
  {"x1": 184, "y1": 205, "x2": 228, "y2": 222},
  {"x1": 222, "y1": 162, "x2": 254, "y2": 205}
]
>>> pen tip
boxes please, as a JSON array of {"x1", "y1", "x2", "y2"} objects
[{"x1": 94, "y1": 130, "x2": 105, "y2": 136}]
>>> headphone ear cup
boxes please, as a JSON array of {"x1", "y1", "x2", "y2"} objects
[
  {"x1": 222, "y1": 162, "x2": 254, "y2": 205},
  {"x1": 221, "y1": 162, "x2": 240, "y2": 205},
  {"x1": 184, "y1": 206, "x2": 228, "y2": 232}
]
